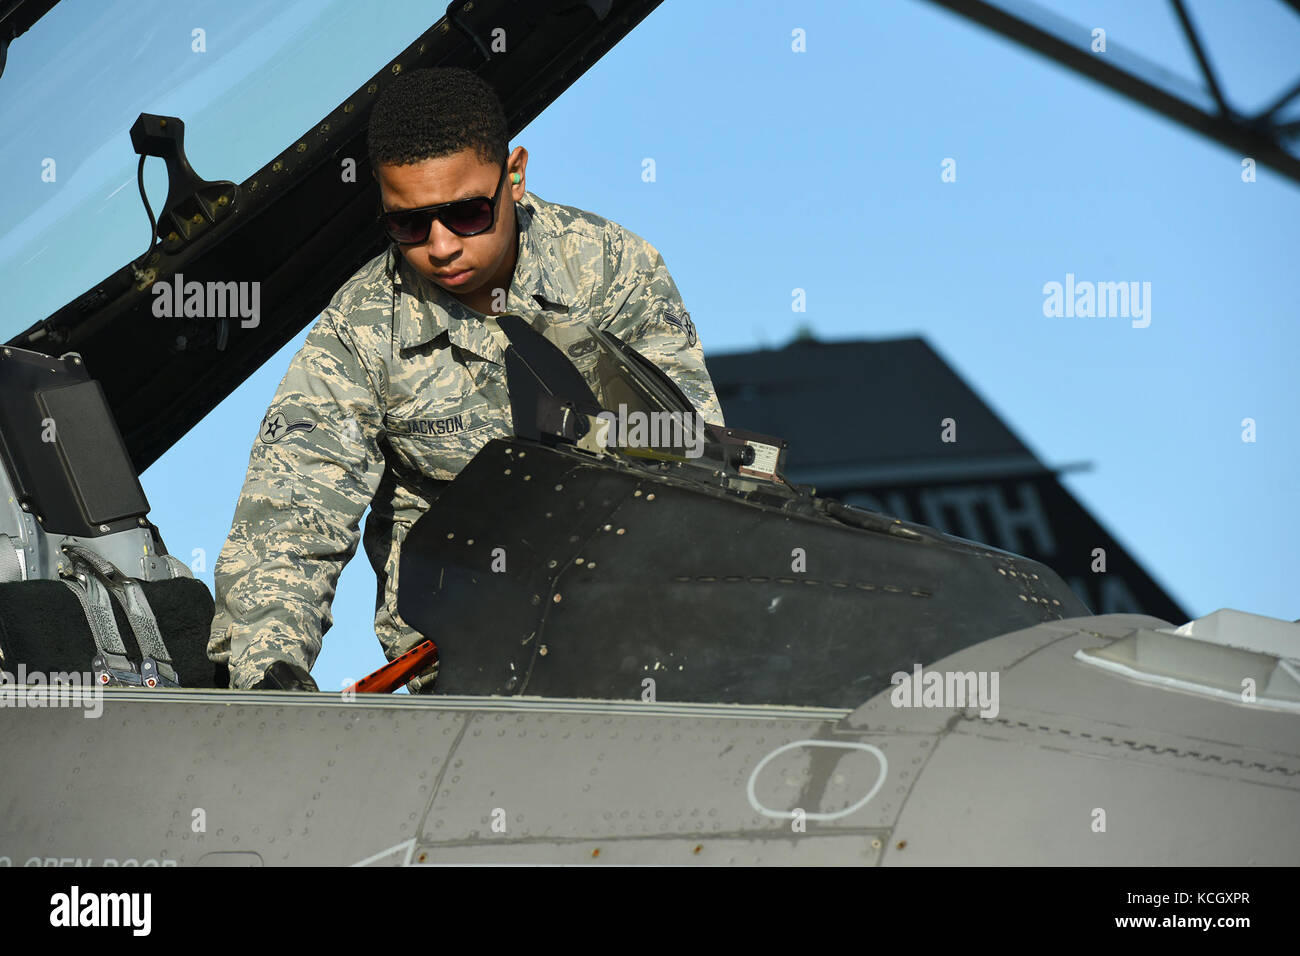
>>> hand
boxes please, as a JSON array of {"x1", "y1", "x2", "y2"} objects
[{"x1": 250, "y1": 660, "x2": 319, "y2": 692}]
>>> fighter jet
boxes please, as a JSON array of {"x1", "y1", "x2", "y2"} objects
[{"x1": 0, "y1": 0, "x2": 1295, "y2": 867}]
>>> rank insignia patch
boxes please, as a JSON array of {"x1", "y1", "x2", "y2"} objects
[
  {"x1": 660, "y1": 307, "x2": 698, "y2": 347},
  {"x1": 260, "y1": 411, "x2": 317, "y2": 444}
]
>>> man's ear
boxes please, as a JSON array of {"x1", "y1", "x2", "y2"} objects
[{"x1": 510, "y1": 145, "x2": 529, "y2": 198}]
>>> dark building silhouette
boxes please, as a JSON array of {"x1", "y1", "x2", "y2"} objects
[{"x1": 706, "y1": 337, "x2": 1188, "y2": 623}]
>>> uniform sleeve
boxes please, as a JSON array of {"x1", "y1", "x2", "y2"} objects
[
  {"x1": 597, "y1": 225, "x2": 725, "y2": 425},
  {"x1": 207, "y1": 308, "x2": 387, "y2": 689}
]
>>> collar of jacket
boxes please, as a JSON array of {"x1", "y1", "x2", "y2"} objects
[{"x1": 391, "y1": 192, "x2": 570, "y2": 364}]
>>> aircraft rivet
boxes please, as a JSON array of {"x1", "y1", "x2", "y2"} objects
[
  {"x1": 553, "y1": 593, "x2": 562, "y2": 603},
  {"x1": 217, "y1": 195, "x2": 228, "y2": 206},
  {"x1": 871, "y1": 839, "x2": 882, "y2": 849},
  {"x1": 466, "y1": 539, "x2": 474, "y2": 546},
  {"x1": 504, "y1": 468, "x2": 512, "y2": 475},
  {"x1": 896, "y1": 840, "x2": 907, "y2": 850},
  {"x1": 997, "y1": 568, "x2": 1006, "y2": 575},
  {"x1": 603, "y1": 524, "x2": 612, "y2": 531},
  {"x1": 518, "y1": 451, "x2": 526, "y2": 458},
  {"x1": 591, "y1": 848, "x2": 600, "y2": 858},
  {"x1": 616, "y1": 528, "x2": 625, "y2": 535},
  {"x1": 539, "y1": 645, "x2": 548, "y2": 656},
  {"x1": 524, "y1": 475, "x2": 531, "y2": 481},
  {"x1": 693, "y1": 845, "x2": 702, "y2": 854},
  {"x1": 576, "y1": 557, "x2": 584, "y2": 564},
  {"x1": 554, "y1": 484, "x2": 563, "y2": 491},
  {"x1": 634, "y1": 490, "x2": 642, "y2": 496},
  {"x1": 646, "y1": 493, "x2": 655, "y2": 501},
  {"x1": 98, "y1": 524, "x2": 109, "y2": 532},
  {"x1": 586, "y1": 562, "x2": 596, "y2": 570},
  {"x1": 548, "y1": 560, "x2": 558, "y2": 568},
  {"x1": 1018, "y1": 595, "x2": 1027, "y2": 601},
  {"x1": 446, "y1": 533, "x2": 454, "y2": 540}
]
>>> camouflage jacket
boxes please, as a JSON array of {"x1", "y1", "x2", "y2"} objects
[{"x1": 208, "y1": 190, "x2": 724, "y2": 691}]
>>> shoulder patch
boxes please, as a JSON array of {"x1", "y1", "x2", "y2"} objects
[
  {"x1": 260, "y1": 410, "x2": 317, "y2": 444},
  {"x1": 660, "y1": 307, "x2": 698, "y2": 347}
]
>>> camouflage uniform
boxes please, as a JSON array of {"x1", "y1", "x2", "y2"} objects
[{"x1": 208, "y1": 190, "x2": 724, "y2": 691}]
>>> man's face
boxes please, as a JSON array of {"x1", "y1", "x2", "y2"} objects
[{"x1": 376, "y1": 146, "x2": 527, "y2": 302}]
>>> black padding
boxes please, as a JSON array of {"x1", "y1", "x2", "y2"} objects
[
  {"x1": 38, "y1": 381, "x2": 150, "y2": 525},
  {"x1": 0, "y1": 578, "x2": 223, "y2": 687},
  {"x1": 0, "y1": 348, "x2": 147, "y2": 537}
]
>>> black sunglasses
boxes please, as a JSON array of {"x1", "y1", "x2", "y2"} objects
[{"x1": 380, "y1": 163, "x2": 511, "y2": 244}]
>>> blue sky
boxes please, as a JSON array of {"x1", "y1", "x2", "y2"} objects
[{"x1": 1, "y1": 0, "x2": 1296, "y2": 694}]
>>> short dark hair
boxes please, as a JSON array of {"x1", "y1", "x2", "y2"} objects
[{"x1": 367, "y1": 67, "x2": 508, "y2": 167}]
